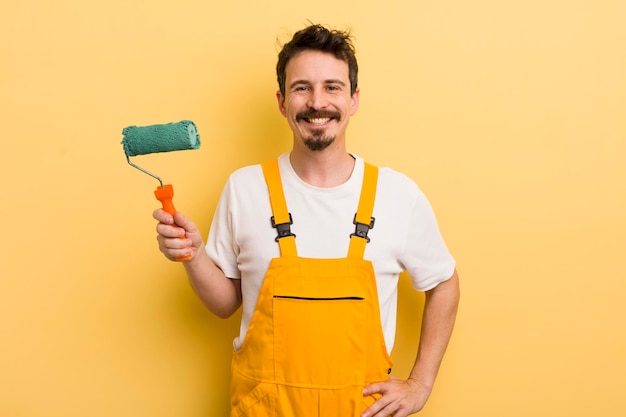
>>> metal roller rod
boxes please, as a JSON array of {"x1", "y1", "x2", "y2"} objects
[{"x1": 126, "y1": 154, "x2": 164, "y2": 188}]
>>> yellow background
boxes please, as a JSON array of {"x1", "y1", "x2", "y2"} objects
[{"x1": 2, "y1": 1, "x2": 625, "y2": 416}]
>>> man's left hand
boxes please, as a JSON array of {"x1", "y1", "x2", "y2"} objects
[{"x1": 361, "y1": 376, "x2": 431, "y2": 417}]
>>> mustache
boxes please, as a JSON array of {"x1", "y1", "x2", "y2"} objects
[{"x1": 295, "y1": 109, "x2": 341, "y2": 122}]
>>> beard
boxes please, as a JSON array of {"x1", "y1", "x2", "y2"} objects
[
  {"x1": 303, "y1": 131, "x2": 336, "y2": 151},
  {"x1": 296, "y1": 109, "x2": 341, "y2": 152}
]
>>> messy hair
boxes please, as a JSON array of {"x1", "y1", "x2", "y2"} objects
[{"x1": 276, "y1": 24, "x2": 358, "y2": 96}]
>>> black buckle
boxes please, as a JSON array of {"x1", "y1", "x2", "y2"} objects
[
  {"x1": 350, "y1": 214, "x2": 375, "y2": 243},
  {"x1": 271, "y1": 213, "x2": 295, "y2": 242}
]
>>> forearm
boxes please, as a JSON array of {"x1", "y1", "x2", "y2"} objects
[
  {"x1": 361, "y1": 271, "x2": 460, "y2": 417},
  {"x1": 183, "y1": 248, "x2": 242, "y2": 318},
  {"x1": 409, "y1": 270, "x2": 460, "y2": 392}
]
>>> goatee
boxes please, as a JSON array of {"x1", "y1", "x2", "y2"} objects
[
  {"x1": 303, "y1": 132, "x2": 336, "y2": 151},
  {"x1": 296, "y1": 109, "x2": 340, "y2": 151}
]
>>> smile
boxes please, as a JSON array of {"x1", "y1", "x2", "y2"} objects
[{"x1": 306, "y1": 117, "x2": 331, "y2": 125}]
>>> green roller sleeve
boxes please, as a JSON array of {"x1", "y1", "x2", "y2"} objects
[{"x1": 121, "y1": 120, "x2": 201, "y2": 157}]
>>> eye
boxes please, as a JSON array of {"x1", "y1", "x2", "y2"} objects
[
  {"x1": 326, "y1": 84, "x2": 342, "y2": 92},
  {"x1": 292, "y1": 85, "x2": 310, "y2": 92}
]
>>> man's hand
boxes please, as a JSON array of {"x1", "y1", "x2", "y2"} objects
[
  {"x1": 153, "y1": 209, "x2": 204, "y2": 262},
  {"x1": 362, "y1": 376, "x2": 431, "y2": 417}
]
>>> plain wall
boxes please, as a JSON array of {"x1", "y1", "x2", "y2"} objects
[{"x1": 2, "y1": 0, "x2": 625, "y2": 415}]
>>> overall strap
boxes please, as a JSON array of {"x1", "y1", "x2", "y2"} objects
[
  {"x1": 347, "y1": 162, "x2": 379, "y2": 259},
  {"x1": 261, "y1": 159, "x2": 298, "y2": 257}
]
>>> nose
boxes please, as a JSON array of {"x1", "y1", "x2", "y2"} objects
[{"x1": 307, "y1": 88, "x2": 328, "y2": 110}]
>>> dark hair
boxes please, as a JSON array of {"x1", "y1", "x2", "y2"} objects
[{"x1": 276, "y1": 24, "x2": 358, "y2": 96}]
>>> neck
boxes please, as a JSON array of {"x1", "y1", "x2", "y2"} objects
[{"x1": 289, "y1": 146, "x2": 355, "y2": 188}]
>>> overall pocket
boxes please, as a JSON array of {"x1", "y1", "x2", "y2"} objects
[
  {"x1": 231, "y1": 381, "x2": 274, "y2": 417},
  {"x1": 273, "y1": 294, "x2": 368, "y2": 386}
]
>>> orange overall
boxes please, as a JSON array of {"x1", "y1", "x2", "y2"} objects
[{"x1": 230, "y1": 160, "x2": 393, "y2": 416}]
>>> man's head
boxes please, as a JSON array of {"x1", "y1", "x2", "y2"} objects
[{"x1": 276, "y1": 24, "x2": 358, "y2": 97}]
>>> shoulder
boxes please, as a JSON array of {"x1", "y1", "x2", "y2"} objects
[
  {"x1": 355, "y1": 155, "x2": 419, "y2": 192},
  {"x1": 222, "y1": 163, "x2": 267, "y2": 196},
  {"x1": 375, "y1": 165, "x2": 424, "y2": 204},
  {"x1": 228, "y1": 153, "x2": 290, "y2": 185},
  {"x1": 228, "y1": 163, "x2": 263, "y2": 183},
  {"x1": 217, "y1": 163, "x2": 268, "y2": 209},
  {"x1": 378, "y1": 166, "x2": 419, "y2": 188}
]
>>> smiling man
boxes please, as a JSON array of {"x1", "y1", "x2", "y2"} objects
[
  {"x1": 279, "y1": 49, "x2": 356, "y2": 154},
  {"x1": 153, "y1": 24, "x2": 460, "y2": 417}
]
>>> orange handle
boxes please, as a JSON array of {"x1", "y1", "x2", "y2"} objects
[{"x1": 154, "y1": 184, "x2": 191, "y2": 262}]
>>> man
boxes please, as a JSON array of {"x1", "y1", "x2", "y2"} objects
[{"x1": 154, "y1": 24, "x2": 460, "y2": 417}]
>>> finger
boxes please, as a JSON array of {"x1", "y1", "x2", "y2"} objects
[
  {"x1": 156, "y1": 235, "x2": 192, "y2": 260},
  {"x1": 156, "y1": 233, "x2": 190, "y2": 248},
  {"x1": 167, "y1": 247, "x2": 193, "y2": 261},
  {"x1": 156, "y1": 222, "x2": 186, "y2": 238},
  {"x1": 363, "y1": 382, "x2": 387, "y2": 396},
  {"x1": 361, "y1": 395, "x2": 394, "y2": 417},
  {"x1": 153, "y1": 208, "x2": 174, "y2": 224}
]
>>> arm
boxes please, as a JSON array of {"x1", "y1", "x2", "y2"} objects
[
  {"x1": 362, "y1": 269, "x2": 460, "y2": 417},
  {"x1": 154, "y1": 209, "x2": 242, "y2": 318}
]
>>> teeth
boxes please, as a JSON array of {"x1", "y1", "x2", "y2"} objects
[{"x1": 308, "y1": 118, "x2": 331, "y2": 125}]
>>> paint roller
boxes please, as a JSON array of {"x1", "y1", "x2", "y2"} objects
[{"x1": 121, "y1": 120, "x2": 201, "y2": 261}]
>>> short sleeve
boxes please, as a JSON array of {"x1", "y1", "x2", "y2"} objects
[
  {"x1": 205, "y1": 177, "x2": 241, "y2": 279},
  {"x1": 400, "y1": 187, "x2": 456, "y2": 291}
]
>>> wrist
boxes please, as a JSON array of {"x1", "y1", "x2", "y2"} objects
[
  {"x1": 407, "y1": 375, "x2": 434, "y2": 395},
  {"x1": 183, "y1": 244, "x2": 207, "y2": 266}
]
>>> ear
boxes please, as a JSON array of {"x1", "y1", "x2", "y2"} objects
[
  {"x1": 276, "y1": 90, "x2": 287, "y2": 117},
  {"x1": 349, "y1": 87, "x2": 360, "y2": 116}
]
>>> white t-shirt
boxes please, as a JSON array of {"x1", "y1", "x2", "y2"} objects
[{"x1": 206, "y1": 153, "x2": 456, "y2": 353}]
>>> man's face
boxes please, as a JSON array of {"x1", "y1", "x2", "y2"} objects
[{"x1": 277, "y1": 50, "x2": 359, "y2": 152}]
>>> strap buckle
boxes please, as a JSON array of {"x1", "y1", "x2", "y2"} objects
[
  {"x1": 350, "y1": 214, "x2": 375, "y2": 243},
  {"x1": 271, "y1": 213, "x2": 295, "y2": 242}
]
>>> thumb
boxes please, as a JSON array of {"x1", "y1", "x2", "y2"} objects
[
  {"x1": 363, "y1": 382, "x2": 384, "y2": 396},
  {"x1": 363, "y1": 374, "x2": 396, "y2": 395},
  {"x1": 172, "y1": 211, "x2": 199, "y2": 234},
  {"x1": 172, "y1": 212, "x2": 205, "y2": 246}
]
